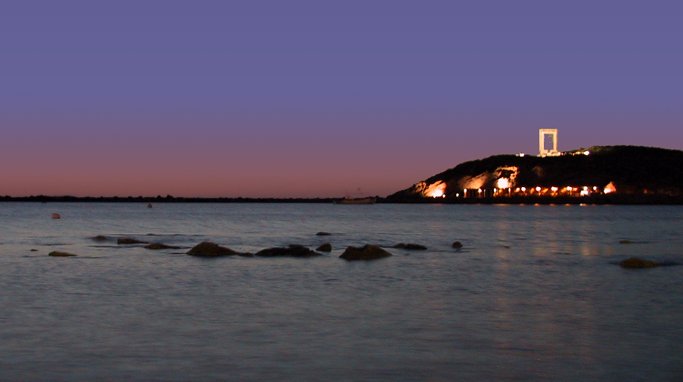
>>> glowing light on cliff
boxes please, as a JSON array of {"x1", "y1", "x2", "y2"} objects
[
  {"x1": 604, "y1": 182, "x2": 617, "y2": 194},
  {"x1": 422, "y1": 180, "x2": 447, "y2": 198},
  {"x1": 496, "y1": 178, "x2": 510, "y2": 189},
  {"x1": 460, "y1": 174, "x2": 487, "y2": 190}
]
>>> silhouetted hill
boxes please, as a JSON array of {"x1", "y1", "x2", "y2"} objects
[{"x1": 387, "y1": 146, "x2": 683, "y2": 203}]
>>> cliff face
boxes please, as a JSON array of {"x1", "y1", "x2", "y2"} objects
[{"x1": 387, "y1": 146, "x2": 683, "y2": 201}]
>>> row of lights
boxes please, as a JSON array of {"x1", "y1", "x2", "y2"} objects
[{"x1": 451, "y1": 184, "x2": 616, "y2": 198}]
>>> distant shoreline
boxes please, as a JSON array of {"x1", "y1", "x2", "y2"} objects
[{"x1": 1, "y1": 195, "x2": 682, "y2": 205}]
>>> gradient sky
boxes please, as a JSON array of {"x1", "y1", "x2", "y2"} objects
[{"x1": 1, "y1": 0, "x2": 682, "y2": 197}]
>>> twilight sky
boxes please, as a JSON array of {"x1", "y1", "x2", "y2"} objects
[{"x1": 1, "y1": 0, "x2": 682, "y2": 197}]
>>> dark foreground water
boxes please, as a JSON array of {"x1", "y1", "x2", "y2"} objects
[{"x1": 1, "y1": 203, "x2": 682, "y2": 381}]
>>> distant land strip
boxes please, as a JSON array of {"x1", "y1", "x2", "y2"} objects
[{"x1": 0, "y1": 195, "x2": 682, "y2": 205}]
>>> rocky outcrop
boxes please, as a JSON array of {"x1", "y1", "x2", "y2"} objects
[
  {"x1": 117, "y1": 237, "x2": 148, "y2": 245},
  {"x1": 144, "y1": 243, "x2": 180, "y2": 250},
  {"x1": 49, "y1": 251, "x2": 77, "y2": 257},
  {"x1": 393, "y1": 243, "x2": 427, "y2": 250},
  {"x1": 340, "y1": 245, "x2": 392, "y2": 261},
  {"x1": 187, "y1": 242, "x2": 248, "y2": 257},
  {"x1": 316, "y1": 243, "x2": 332, "y2": 252},
  {"x1": 387, "y1": 146, "x2": 683, "y2": 201},
  {"x1": 619, "y1": 257, "x2": 659, "y2": 269},
  {"x1": 255, "y1": 245, "x2": 321, "y2": 258}
]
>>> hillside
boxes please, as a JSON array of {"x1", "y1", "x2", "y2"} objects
[{"x1": 387, "y1": 146, "x2": 683, "y2": 203}]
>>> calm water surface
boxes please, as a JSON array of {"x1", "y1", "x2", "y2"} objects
[{"x1": 1, "y1": 203, "x2": 682, "y2": 381}]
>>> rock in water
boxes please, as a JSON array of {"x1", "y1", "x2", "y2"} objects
[
  {"x1": 117, "y1": 237, "x2": 148, "y2": 245},
  {"x1": 255, "y1": 245, "x2": 321, "y2": 257},
  {"x1": 452, "y1": 241, "x2": 463, "y2": 249},
  {"x1": 187, "y1": 242, "x2": 244, "y2": 257},
  {"x1": 619, "y1": 257, "x2": 659, "y2": 269},
  {"x1": 91, "y1": 235, "x2": 109, "y2": 242},
  {"x1": 316, "y1": 243, "x2": 332, "y2": 252},
  {"x1": 49, "y1": 251, "x2": 77, "y2": 257},
  {"x1": 340, "y1": 245, "x2": 392, "y2": 261},
  {"x1": 51, "y1": 213, "x2": 61, "y2": 219},
  {"x1": 316, "y1": 232, "x2": 332, "y2": 236},
  {"x1": 144, "y1": 243, "x2": 180, "y2": 250},
  {"x1": 393, "y1": 243, "x2": 427, "y2": 250}
]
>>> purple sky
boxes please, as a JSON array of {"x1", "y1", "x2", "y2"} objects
[{"x1": 1, "y1": 0, "x2": 682, "y2": 197}]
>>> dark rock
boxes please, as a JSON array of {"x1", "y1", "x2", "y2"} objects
[
  {"x1": 187, "y1": 242, "x2": 245, "y2": 257},
  {"x1": 316, "y1": 232, "x2": 332, "y2": 236},
  {"x1": 91, "y1": 235, "x2": 109, "y2": 242},
  {"x1": 144, "y1": 243, "x2": 180, "y2": 250},
  {"x1": 394, "y1": 243, "x2": 427, "y2": 250},
  {"x1": 255, "y1": 245, "x2": 321, "y2": 258},
  {"x1": 452, "y1": 241, "x2": 463, "y2": 249},
  {"x1": 340, "y1": 245, "x2": 392, "y2": 261},
  {"x1": 619, "y1": 257, "x2": 659, "y2": 269},
  {"x1": 117, "y1": 237, "x2": 148, "y2": 245},
  {"x1": 316, "y1": 243, "x2": 332, "y2": 252},
  {"x1": 48, "y1": 251, "x2": 77, "y2": 257},
  {"x1": 30, "y1": 249, "x2": 38, "y2": 252}
]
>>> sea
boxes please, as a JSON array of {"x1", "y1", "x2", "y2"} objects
[{"x1": 1, "y1": 202, "x2": 682, "y2": 381}]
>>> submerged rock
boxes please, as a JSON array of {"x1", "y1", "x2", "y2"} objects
[
  {"x1": 316, "y1": 243, "x2": 332, "y2": 252},
  {"x1": 452, "y1": 241, "x2": 464, "y2": 249},
  {"x1": 91, "y1": 235, "x2": 110, "y2": 242},
  {"x1": 49, "y1": 251, "x2": 77, "y2": 257},
  {"x1": 316, "y1": 232, "x2": 332, "y2": 236},
  {"x1": 619, "y1": 257, "x2": 659, "y2": 269},
  {"x1": 117, "y1": 237, "x2": 148, "y2": 245},
  {"x1": 340, "y1": 245, "x2": 392, "y2": 261},
  {"x1": 393, "y1": 243, "x2": 427, "y2": 250},
  {"x1": 255, "y1": 245, "x2": 321, "y2": 258},
  {"x1": 30, "y1": 249, "x2": 38, "y2": 252},
  {"x1": 144, "y1": 243, "x2": 180, "y2": 250},
  {"x1": 187, "y1": 242, "x2": 247, "y2": 257}
]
